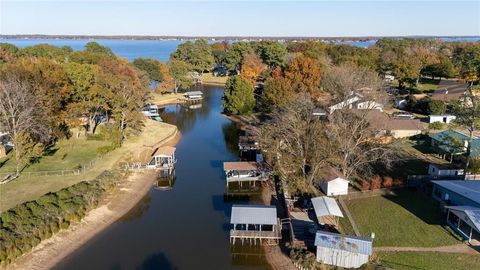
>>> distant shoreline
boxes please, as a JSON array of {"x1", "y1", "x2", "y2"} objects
[{"x1": 1, "y1": 34, "x2": 479, "y2": 42}]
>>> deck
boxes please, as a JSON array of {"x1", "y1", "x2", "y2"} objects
[{"x1": 230, "y1": 226, "x2": 281, "y2": 245}]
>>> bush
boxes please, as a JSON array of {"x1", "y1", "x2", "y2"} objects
[
  {"x1": 371, "y1": 175, "x2": 382, "y2": 190},
  {"x1": 96, "y1": 143, "x2": 117, "y2": 156},
  {"x1": 0, "y1": 171, "x2": 123, "y2": 266},
  {"x1": 382, "y1": 176, "x2": 393, "y2": 188},
  {"x1": 429, "y1": 122, "x2": 444, "y2": 130},
  {"x1": 361, "y1": 180, "x2": 370, "y2": 191}
]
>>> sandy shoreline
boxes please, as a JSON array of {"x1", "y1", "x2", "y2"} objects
[{"x1": 4, "y1": 131, "x2": 180, "y2": 270}]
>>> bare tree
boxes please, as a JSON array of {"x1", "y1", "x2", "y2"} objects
[
  {"x1": 0, "y1": 73, "x2": 49, "y2": 176},
  {"x1": 321, "y1": 63, "x2": 389, "y2": 108},
  {"x1": 257, "y1": 94, "x2": 327, "y2": 193}
]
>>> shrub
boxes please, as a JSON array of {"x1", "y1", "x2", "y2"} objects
[
  {"x1": 382, "y1": 176, "x2": 393, "y2": 188},
  {"x1": 0, "y1": 171, "x2": 123, "y2": 266},
  {"x1": 371, "y1": 175, "x2": 382, "y2": 190},
  {"x1": 96, "y1": 143, "x2": 117, "y2": 156},
  {"x1": 360, "y1": 180, "x2": 370, "y2": 191},
  {"x1": 429, "y1": 122, "x2": 444, "y2": 130}
]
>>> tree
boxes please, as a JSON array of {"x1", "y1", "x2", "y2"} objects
[
  {"x1": 211, "y1": 41, "x2": 229, "y2": 66},
  {"x1": 451, "y1": 86, "x2": 480, "y2": 175},
  {"x1": 422, "y1": 55, "x2": 456, "y2": 79},
  {"x1": 261, "y1": 77, "x2": 294, "y2": 112},
  {"x1": 257, "y1": 94, "x2": 327, "y2": 192},
  {"x1": 222, "y1": 76, "x2": 255, "y2": 115},
  {"x1": 426, "y1": 99, "x2": 446, "y2": 115},
  {"x1": 240, "y1": 53, "x2": 267, "y2": 84},
  {"x1": 256, "y1": 41, "x2": 287, "y2": 68},
  {"x1": 285, "y1": 55, "x2": 322, "y2": 96},
  {"x1": 168, "y1": 59, "x2": 193, "y2": 92},
  {"x1": 170, "y1": 39, "x2": 215, "y2": 72},
  {"x1": 453, "y1": 43, "x2": 480, "y2": 82},
  {"x1": 0, "y1": 73, "x2": 49, "y2": 176},
  {"x1": 85, "y1": 42, "x2": 114, "y2": 56},
  {"x1": 224, "y1": 42, "x2": 254, "y2": 72},
  {"x1": 133, "y1": 58, "x2": 166, "y2": 82}
]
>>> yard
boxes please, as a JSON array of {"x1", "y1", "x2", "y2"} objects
[
  {"x1": 201, "y1": 72, "x2": 228, "y2": 85},
  {"x1": 344, "y1": 189, "x2": 460, "y2": 247},
  {"x1": 392, "y1": 78, "x2": 440, "y2": 94},
  {"x1": 0, "y1": 120, "x2": 177, "y2": 212},
  {"x1": 379, "y1": 252, "x2": 480, "y2": 270}
]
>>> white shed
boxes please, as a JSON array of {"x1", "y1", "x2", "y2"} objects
[
  {"x1": 318, "y1": 167, "x2": 349, "y2": 196},
  {"x1": 315, "y1": 231, "x2": 372, "y2": 268},
  {"x1": 428, "y1": 115, "x2": 456, "y2": 124},
  {"x1": 428, "y1": 163, "x2": 465, "y2": 177}
]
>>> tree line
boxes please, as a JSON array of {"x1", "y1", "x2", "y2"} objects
[{"x1": 0, "y1": 42, "x2": 151, "y2": 177}]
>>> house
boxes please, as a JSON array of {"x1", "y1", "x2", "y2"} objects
[
  {"x1": 430, "y1": 80, "x2": 468, "y2": 102},
  {"x1": 311, "y1": 196, "x2": 344, "y2": 226},
  {"x1": 318, "y1": 167, "x2": 349, "y2": 196},
  {"x1": 362, "y1": 110, "x2": 426, "y2": 139},
  {"x1": 429, "y1": 130, "x2": 480, "y2": 160},
  {"x1": 328, "y1": 93, "x2": 384, "y2": 114},
  {"x1": 431, "y1": 181, "x2": 480, "y2": 244},
  {"x1": 314, "y1": 231, "x2": 373, "y2": 268},
  {"x1": 428, "y1": 163, "x2": 465, "y2": 178},
  {"x1": 428, "y1": 115, "x2": 456, "y2": 124},
  {"x1": 230, "y1": 204, "x2": 281, "y2": 245}
]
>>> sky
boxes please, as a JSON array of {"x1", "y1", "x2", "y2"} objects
[{"x1": 0, "y1": 1, "x2": 479, "y2": 37}]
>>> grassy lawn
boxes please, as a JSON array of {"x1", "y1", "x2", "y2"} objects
[
  {"x1": 149, "y1": 92, "x2": 184, "y2": 104},
  {"x1": 392, "y1": 78, "x2": 440, "y2": 94},
  {"x1": 0, "y1": 120, "x2": 177, "y2": 212},
  {"x1": 379, "y1": 252, "x2": 480, "y2": 270},
  {"x1": 201, "y1": 72, "x2": 228, "y2": 85},
  {"x1": 345, "y1": 189, "x2": 460, "y2": 247},
  {"x1": 0, "y1": 139, "x2": 110, "y2": 173}
]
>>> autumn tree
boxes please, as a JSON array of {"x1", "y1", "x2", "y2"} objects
[
  {"x1": 222, "y1": 76, "x2": 255, "y2": 115},
  {"x1": 0, "y1": 73, "x2": 49, "y2": 176},
  {"x1": 285, "y1": 55, "x2": 322, "y2": 96},
  {"x1": 133, "y1": 58, "x2": 166, "y2": 83},
  {"x1": 85, "y1": 42, "x2": 114, "y2": 56},
  {"x1": 240, "y1": 53, "x2": 267, "y2": 84},
  {"x1": 211, "y1": 41, "x2": 229, "y2": 66},
  {"x1": 224, "y1": 42, "x2": 254, "y2": 72},
  {"x1": 453, "y1": 43, "x2": 480, "y2": 83}
]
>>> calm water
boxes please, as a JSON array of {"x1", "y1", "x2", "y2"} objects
[{"x1": 52, "y1": 85, "x2": 269, "y2": 270}]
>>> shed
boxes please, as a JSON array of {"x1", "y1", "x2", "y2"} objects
[
  {"x1": 428, "y1": 163, "x2": 465, "y2": 178},
  {"x1": 428, "y1": 115, "x2": 456, "y2": 124},
  {"x1": 318, "y1": 167, "x2": 349, "y2": 196},
  {"x1": 314, "y1": 231, "x2": 372, "y2": 268},
  {"x1": 311, "y1": 196, "x2": 343, "y2": 226}
]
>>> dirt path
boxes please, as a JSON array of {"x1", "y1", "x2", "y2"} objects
[{"x1": 375, "y1": 244, "x2": 479, "y2": 254}]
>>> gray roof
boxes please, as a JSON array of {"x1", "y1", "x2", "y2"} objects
[
  {"x1": 311, "y1": 196, "x2": 344, "y2": 218},
  {"x1": 230, "y1": 205, "x2": 277, "y2": 225},
  {"x1": 184, "y1": 91, "x2": 203, "y2": 96},
  {"x1": 445, "y1": 205, "x2": 480, "y2": 232},
  {"x1": 314, "y1": 231, "x2": 372, "y2": 255},
  {"x1": 432, "y1": 180, "x2": 480, "y2": 205}
]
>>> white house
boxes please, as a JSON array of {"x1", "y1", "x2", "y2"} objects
[
  {"x1": 328, "y1": 93, "x2": 384, "y2": 114},
  {"x1": 428, "y1": 115, "x2": 456, "y2": 124},
  {"x1": 428, "y1": 163, "x2": 465, "y2": 178},
  {"x1": 314, "y1": 231, "x2": 373, "y2": 268},
  {"x1": 318, "y1": 167, "x2": 349, "y2": 196}
]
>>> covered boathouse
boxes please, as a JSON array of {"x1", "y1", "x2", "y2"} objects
[
  {"x1": 311, "y1": 196, "x2": 344, "y2": 227},
  {"x1": 230, "y1": 205, "x2": 281, "y2": 245},
  {"x1": 147, "y1": 146, "x2": 177, "y2": 171},
  {"x1": 223, "y1": 161, "x2": 271, "y2": 187}
]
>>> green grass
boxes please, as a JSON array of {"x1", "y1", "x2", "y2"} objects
[
  {"x1": 379, "y1": 252, "x2": 480, "y2": 270},
  {"x1": 0, "y1": 138, "x2": 109, "y2": 173},
  {"x1": 346, "y1": 189, "x2": 460, "y2": 247},
  {"x1": 393, "y1": 78, "x2": 440, "y2": 94},
  {"x1": 201, "y1": 73, "x2": 228, "y2": 85},
  {"x1": 0, "y1": 120, "x2": 177, "y2": 212}
]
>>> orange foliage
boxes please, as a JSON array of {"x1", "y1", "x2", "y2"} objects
[
  {"x1": 371, "y1": 175, "x2": 382, "y2": 190},
  {"x1": 285, "y1": 55, "x2": 322, "y2": 96},
  {"x1": 382, "y1": 176, "x2": 393, "y2": 188},
  {"x1": 240, "y1": 53, "x2": 267, "y2": 84}
]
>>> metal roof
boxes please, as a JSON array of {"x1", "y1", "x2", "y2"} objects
[
  {"x1": 230, "y1": 205, "x2": 278, "y2": 225},
  {"x1": 184, "y1": 91, "x2": 203, "y2": 96},
  {"x1": 311, "y1": 196, "x2": 344, "y2": 218},
  {"x1": 153, "y1": 146, "x2": 176, "y2": 157},
  {"x1": 432, "y1": 180, "x2": 480, "y2": 205},
  {"x1": 445, "y1": 205, "x2": 480, "y2": 232},
  {"x1": 314, "y1": 231, "x2": 372, "y2": 255}
]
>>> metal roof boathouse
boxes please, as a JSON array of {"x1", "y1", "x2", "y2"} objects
[
  {"x1": 311, "y1": 196, "x2": 344, "y2": 227},
  {"x1": 230, "y1": 205, "x2": 281, "y2": 245}
]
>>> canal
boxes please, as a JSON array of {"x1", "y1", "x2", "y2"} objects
[{"x1": 53, "y1": 85, "x2": 270, "y2": 270}]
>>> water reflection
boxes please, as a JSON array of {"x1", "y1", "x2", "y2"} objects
[
  {"x1": 136, "y1": 252, "x2": 176, "y2": 270},
  {"x1": 154, "y1": 169, "x2": 176, "y2": 191},
  {"x1": 222, "y1": 122, "x2": 241, "y2": 156},
  {"x1": 119, "y1": 192, "x2": 151, "y2": 222}
]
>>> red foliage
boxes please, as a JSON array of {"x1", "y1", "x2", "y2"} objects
[
  {"x1": 272, "y1": 66, "x2": 283, "y2": 78},
  {"x1": 393, "y1": 177, "x2": 405, "y2": 187},
  {"x1": 371, "y1": 175, "x2": 382, "y2": 190},
  {"x1": 361, "y1": 180, "x2": 370, "y2": 191},
  {"x1": 382, "y1": 176, "x2": 393, "y2": 188}
]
